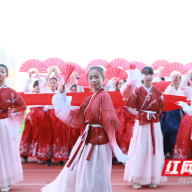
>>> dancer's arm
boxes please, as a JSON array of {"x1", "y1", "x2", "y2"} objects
[
  {"x1": 7, "y1": 89, "x2": 26, "y2": 138},
  {"x1": 24, "y1": 72, "x2": 33, "y2": 94},
  {"x1": 120, "y1": 69, "x2": 142, "y2": 108},
  {"x1": 177, "y1": 101, "x2": 192, "y2": 116}
]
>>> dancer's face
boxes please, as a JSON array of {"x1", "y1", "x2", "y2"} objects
[
  {"x1": 118, "y1": 79, "x2": 125, "y2": 89},
  {"x1": 71, "y1": 86, "x2": 77, "y2": 92},
  {"x1": 34, "y1": 85, "x2": 40, "y2": 93},
  {"x1": 0, "y1": 66, "x2": 8, "y2": 83},
  {"x1": 143, "y1": 73, "x2": 153, "y2": 85},
  {"x1": 87, "y1": 69, "x2": 104, "y2": 93},
  {"x1": 172, "y1": 74, "x2": 181, "y2": 84},
  {"x1": 49, "y1": 79, "x2": 57, "y2": 92}
]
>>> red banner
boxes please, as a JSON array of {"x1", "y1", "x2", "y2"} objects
[
  {"x1": 162, "y1": 160, "x2": 192, "y2": 176},
  {"x1": 18, "y1": 92, "x2": 190, "y2": 111}
]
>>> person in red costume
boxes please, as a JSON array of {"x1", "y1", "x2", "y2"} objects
[
  {"x1": 38, "y1": 67, "x2": 68, "y2": 166},
  {"x1": 0, "y1": 64, "x2": 26, "y2": 192},
  {"x1": 121, "y1": 66, "x2": 167, "y2": 189},
  {"x1": 20, "y1": 71, "x2": 45, "y2": 164},
  {"x1": 41, "y1": 66, "x2": 128, "y2": 192}
]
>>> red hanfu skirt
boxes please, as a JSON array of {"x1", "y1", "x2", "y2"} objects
[
  {"x1": 37, "y1": 109, "x2": 53, "y2": 161},
  {"x1": 20, "y1": 107, "x2": 44, "y2": 157},
  {"x1": 115, "y1": 106, "x2": 136, "y2": 154},
  {"x1": 173, "y1": 113, "x2": 192, "y2": 159},
  {"x1": 49, "y1": 109, "x2": 69, "y2": 161}
]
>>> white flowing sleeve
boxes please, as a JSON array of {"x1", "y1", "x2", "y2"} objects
[
  {"x1": 58, "y1": 77, "x2": 64, "y2": 86},
  {"x1": 65, "y1": 84, "x2": 71, "y2": 93},
  {"x1": 180, "y1": 74, "x2": 192, "y2": 99},
  {"x1": 105, "y1": 81, "x2": 113, "y2": 91},
  {"x1": 52, "y1": 92, "x2": 72, "y2": 125},
  {"x1": 7, "y1": 90, "x2": 26, "y2": 138},
  {"x1": 120, "y1": 69, "x2": 143, "y2": 98},
  {"x1": 110, "y1": 134, "x2": 129, "y2": 163},
  {"x1": 39, "y1": 79, "x2": 49, "y2": 93},
  {"x1": 126, "y1": 107, "x2": 138, "y2": 116},
  {"x1": 164, "y1": 85, "x2": 177, "y2": 95},
  {"x1": 177, "y1": 101, "x2": 192, "y2": 116},
  {"x1": 24, "y1": 78, "x2": 32, "y2": 94}
]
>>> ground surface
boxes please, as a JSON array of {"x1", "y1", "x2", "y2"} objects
[{"x1": 13, "y1": 132, "x2": 192, "y2": 192}]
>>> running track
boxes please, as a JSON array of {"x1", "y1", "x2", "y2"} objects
[{"x1": 11, "y1": 136, "x2": 192, "y2": 192}]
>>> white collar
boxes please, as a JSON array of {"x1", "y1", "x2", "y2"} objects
[
  {"x1": 0, "y1": 84, "x2": 6, "y2": 89},
  {"x1": 142, "y1": 84, "x2": 152, "y2": 93}
]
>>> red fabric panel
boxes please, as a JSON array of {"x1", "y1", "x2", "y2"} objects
[{"x1": 18, "y1": 92, "x2": 190, "y2": 111}]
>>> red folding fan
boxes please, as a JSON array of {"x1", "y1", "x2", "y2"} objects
[
  {"x1": 42, "y1": 58, "x2": 66, "y2": 72},
  {"x1": 19, "y1": 59, "x2": 47, "y2": 73},
  {"x1": 65, "y1": 62, "x2": 85, "y2": 76},
  {"x1": 182, "y1": 62, "x2": 192, "y2": 71},
  {"x1": 61, "y1": 64, "x2": 76, "y2": 87},
  {"x1": 122, "y1": 61, "x2": 145, "y2": 71},
  {"x1": 151, "y1": 60, "x2": 169, "y2": 70},
  {"x1": 77, "y1": 74, "x2": 89, "y2": 87},
  {"x1": 107, "y1": 58, "x2": 128, "y2": 69},
  {"x1": 162, "y1": 62, "x2": 188, "y2": 76},
  {"x1": 86, "y1": 59, "x2": 109, "y2": 71},
  {"x1": 105, "y1": 67, "x2": 128, "y2": 81}
]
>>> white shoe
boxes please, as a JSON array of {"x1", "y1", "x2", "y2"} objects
[
  {"x1": 133, "y1": 183, "x2": 142, "y2": 189},
  {"x1": 149, "y1": 183, "x2": 157, "y2": 188},
  {"x1": 37, "y1": 160, "x2": 45, "y2": 164},
  {"x1": 21, "y1": 158, "x2": 27, "y2": 164},
  {"x1": 1, "y1": 186, "x2": 10, "y2": 192}
]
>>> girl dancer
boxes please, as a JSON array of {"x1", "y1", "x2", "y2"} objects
[
  {"x1": 41, "y1": 66, "x2": 128, "y2": 192},
  {"x1": 175, "y1": 99, "x2": 192, "y2": 159},
  {"x1": 121, "y1": 66, "x2": 167, "y2": 189},
  {"x1": 20, "y1": 71, "x2": 45, "y2": 163},
  {"x1": 0, "y1": 64, "x2": 26, "y2": 192},
  {"x1": 38, "y1": 67, "x2": 67, "y2": 166},
  {"x1": 162, "y1": 74, "x2": 184, "y2": 158},
  {"x1": 173, "y1": 73, "x2": 192, "y2": 159}
]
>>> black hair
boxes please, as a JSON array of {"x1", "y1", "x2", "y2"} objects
[
  {"x1": 33, "y1": 80, "x2": 39, "y2": 88},
  {"x1": 71, "y1": 84, "x2": 77, "y2": 89},
  {"x1": 141, "y1": 66, "x2": 154, "y2": 75},
  {"x1": 0, "y1": 64, "x2": 8, "y2": 74},
  {"x1": 161, "y1": 77, "x2": 165, "y2": 81},
  {"x1": 49, "y1": 77, "x2": 57, "y2": 82}
]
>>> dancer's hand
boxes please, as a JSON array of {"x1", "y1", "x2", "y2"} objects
[
  {"x1": 176, "y1": 101, "x2": 188, "y2": 108},
  {"x1": 28, "y1": 71, "x2": 33, "y2": 78},
  {"x1": 59, "y1": 86, "x2": 65, "y2": 93}
]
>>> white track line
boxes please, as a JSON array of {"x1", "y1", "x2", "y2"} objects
[
  {"x1": 14, "y1": 183, "x2": 192, "y2": 186},
  {"x1": 23, "y1": 169, "x2": 124, "y2": 171}
]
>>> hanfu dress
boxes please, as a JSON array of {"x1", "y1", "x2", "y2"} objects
[
  {"x1": 37, "y1": 78, "x2": 69, "y2": 161},
  {"x1": 0, "y1": 84, "x2": 26, "y2": 187},
  {"x1": 20, "y1": 78, "x2": 45, "y2": 158},
  {"x1": 173, "y1": 74, "x2": 192, "y2": 159},
  {"x1": 121, "y1": 70, "x2": 167, "y2": 185},
  {"x1": 41, "y1": 88, "x2": 128, "y2": 192},
  {"x1": 162, "y1": 74, "x2": 192, "y2": 156}
]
